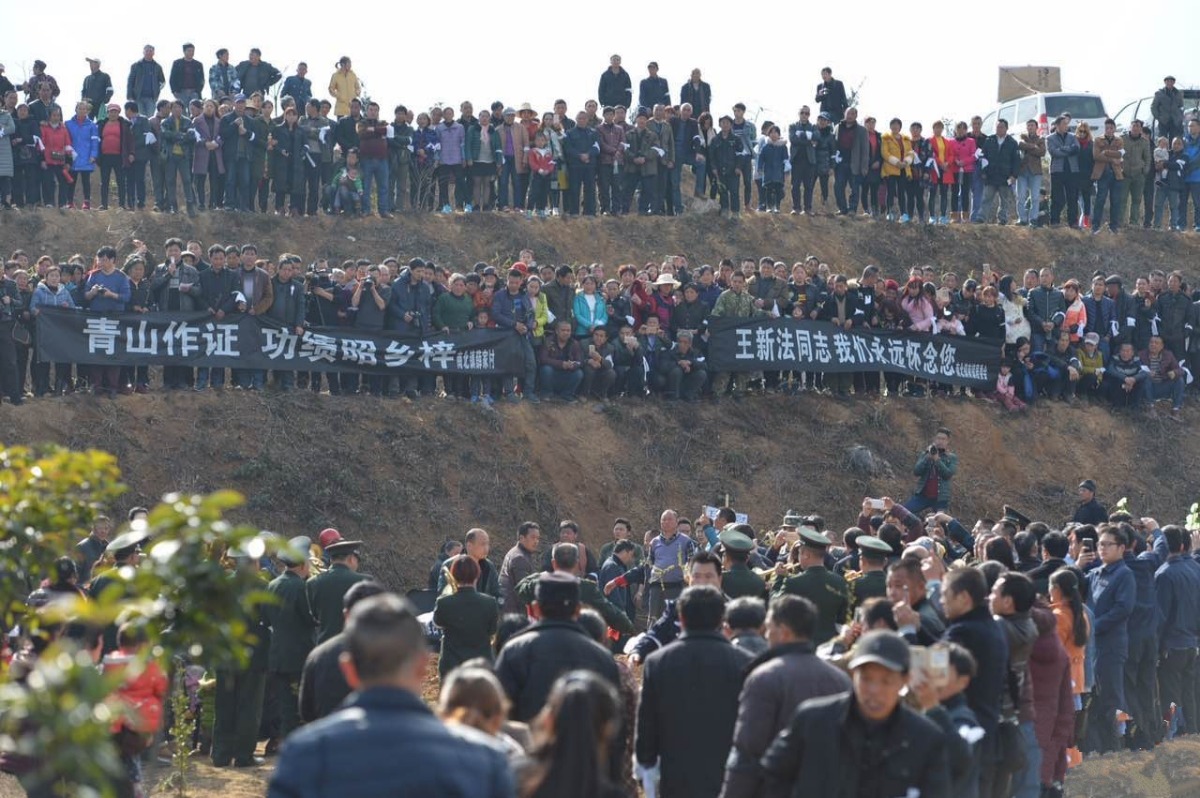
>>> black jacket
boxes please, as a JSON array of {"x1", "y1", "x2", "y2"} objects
[
  {"x1": 494, "y1": 619, "x2": 620, "y2": 723},
  {"x1": 815, "y1": 79, "x2": 849, "y2": 121},
  {"x1": 943, "y1": 605, "x2": 1009, "y2": 733},
  {"x1": 637, "y1": 631, "x2": 753, "y2": 798},
  {"x1": 761, "y1": 692, "x2": 950, "y2": 798},
  {"x1": 298, "y1": 633, "x2": 349, "y2": 723},
  {"x1": 1027, "y1": 557, "x2": 1069, "y2": 597},
  {"x1": 433, "y1": 586, "x2": 499, "y2": 677},
  {"x1": 169, "y1": 58, "x2": 205, "y2": 95},
  {"x1": 235, "y1": 60, "x2": 282, "y2": 95},
  {"x1": 199, "y1": 266, "x2": 240, "y2": 315},
  {"x1": 598, "y1": 68, "x2": 632, "y2": 109},
  {"x1": 982, "y1": 135, "x2": 1022, "y2": 186},
  {"x1": 1073, "y1": 498, "x2": 1108, "y2": 526}
]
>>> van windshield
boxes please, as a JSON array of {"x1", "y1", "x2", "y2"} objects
[{"x1": 1045, "y1": 96, "x2": 1106, "y2": 119}]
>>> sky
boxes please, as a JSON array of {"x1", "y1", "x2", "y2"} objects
[{"x1": 4, "y1": 2, "x2": 1197, "y2": 130}]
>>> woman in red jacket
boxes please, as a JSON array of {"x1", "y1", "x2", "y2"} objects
[
  {"x1": 39, "y1": 107, "x2": 72, "y2": 208},
  {"x1": 97, "y1": 103, "x2": 132, "y2": 210},
  {"x1": 927, "y1": 120, "x2": 957, "y2": 224}
]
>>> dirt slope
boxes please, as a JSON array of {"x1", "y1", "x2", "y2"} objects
[{"x1": 5, "y1": 205, "x2": 1199, "y2": 281}]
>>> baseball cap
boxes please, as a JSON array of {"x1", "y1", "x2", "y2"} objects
[{"x1": 848, "y1": 630, "x2": 911, "y2": 673}]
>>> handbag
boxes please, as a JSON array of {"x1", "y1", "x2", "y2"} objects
[{"x1": 11, "y1": 321, "x2": 31, "y2": 347}]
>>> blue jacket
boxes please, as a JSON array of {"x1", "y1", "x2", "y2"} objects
[
  {"x1": 572, "y1": 291, "x2": 608, "y2": 337},
  {"x1": 1088, "y1": 559, "x2": 1135, "y2": 650},
  {"x1": 386, "y1": 271, "x2": 433, "y2": 333},
  {"x1": 65, "y1": 117, "x2": 99, "y2": 171},
  {"x1": 491, "y1": 288, "x2": 534, "y2": 337},
  {"x1": 1125, "y1": 547, "x2": 1163, "y2": 643},
  {"x1": 85, "y1": 269, "x2": 132, "y2": 312},
  {"x1": 266, "y1": 687, "x2": 514, "y2": 798},
  {"x1": 562, "y1": 126, "x2": 599, "y2": 168},
  {"x1": 280, "y1": 75, "x2": 312, "y2": 108},
  {"x1": 638, "y1": 76, "x2": 670, "y2": 111},
  {"x1": 1155, "y1": 555, "x2": 1200, "y2": 651},
  {"x1": 1183, "y1": 134, "x2": 1200, "y2": 184},
  {"x1": 757, "y1": 140, "x2": 789, "y2": 184},
  {"x1": 1082, "y1": 294, "x2": 1116, "y2": 340}
]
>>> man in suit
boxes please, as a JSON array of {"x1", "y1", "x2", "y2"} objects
[{"x1": 980, "y1": 118, "x2": 1022, "y2": 224}]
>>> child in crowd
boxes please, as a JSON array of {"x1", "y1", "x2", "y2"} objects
[
  {"x1": 527, "y1": 132, "x2": 555, "y2": 217},
  {"x1": 991, "y1": 359, "x2": 1027, "y2": 411},
  {"x1": 1153, "y1": 136, "x2": 1170, "y2": 186},
  {"x1": 102, "y1": 622, "x2": 168, "y2": 798},
  {"x1": 470, "y1": 308, "x2": 495, "y2": 406}
]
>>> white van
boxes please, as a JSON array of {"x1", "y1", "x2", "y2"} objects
[{"x1": 980, "y1": 92, "x2": 1108, "y2": 138}]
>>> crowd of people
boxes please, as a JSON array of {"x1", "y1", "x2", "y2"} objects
[
  {"x1": 3, "y1": 239, "x2": 1200, "y2": 417},
  {"x1": 4, "y1": 444, "x2": 1200, "y2": 798},
  {"x1": 1, "y1": 53, "x2": 1198, "y2": 225}
]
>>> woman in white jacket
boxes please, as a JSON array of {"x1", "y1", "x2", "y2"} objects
[{"x1": 999, "y1": 274, "x2": 1031, "y2": 345}]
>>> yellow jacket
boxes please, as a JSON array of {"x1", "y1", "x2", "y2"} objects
[
  {"x1": 328, "y1": 69, "x2": 362, "y2": 118},
  {"x1": 881, "y1": 131, "x2": 912, "y2": 178}
]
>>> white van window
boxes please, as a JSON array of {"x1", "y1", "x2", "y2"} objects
[
  {"x1": 1044, "y1": 96, "x2": 1106, "y2": 119},
  {"x1": 1016, "y1": 98, "x2": 1037, "y2": 125},
  {"x1": 998, "y1": 105, "x2": 1017, "y2": 128}
]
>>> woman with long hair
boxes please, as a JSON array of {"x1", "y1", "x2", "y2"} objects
[
  {"x1": 1075, "y1": 121, "x2": 1095, "y2": 229},
  {"x1": 695, "y1": 112, "x2": 716, "y2": 198},
  {"x1": 517, "y1": 671, "x2": 623, "y2": 798},
  {"x1": 900, "y1": 276, "x2": 935, "y2": 332},
  {"x1": 1050, "y1": 567, "x2": 1090, "y2": 773},
  {"x1": 431, "y1": 555, "x2": 498, "y2": 678},
  {"x1": 998, "y1": 274, "x2": 1032, "y2": 345}
]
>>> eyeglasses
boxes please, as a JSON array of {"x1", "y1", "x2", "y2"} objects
[{"x1": 1097, "y1": 540, "x2": 1123, "y2": 549}]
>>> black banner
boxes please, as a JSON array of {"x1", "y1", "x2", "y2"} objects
[
  {"x1": 35, "y1": 309, "x2": 525, "y2": 375},
  {"x1": 707, "y1": 317, "x2": 1000, "y2": 388}
]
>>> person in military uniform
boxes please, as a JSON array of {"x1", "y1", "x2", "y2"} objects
[
  {"x1": 849, "y1": 535, "x2": 891, "y2": 611},
  {"x1": 774, "y1": 529, "x2": 850, "y2": 645},
  {"x1": 719, "y1": 525, "x2": 768, "y2": 601},
  {"x1": 88, "y1": 528, "x2": 147, "y2": 654},
  {"x1": 306, "y1": 539, "x2": 370, "y2": 644},
  {"x1": 298, "y1": 580, "x2": 386, "y2": 723},
  {"x1": 263, "y1": 536, "x2": 318, "y2": 748},
  {"x1": 212, "y1": 541, "x2": 272, "y2": 768}
]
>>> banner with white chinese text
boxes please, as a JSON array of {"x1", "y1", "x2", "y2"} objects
[
  {"x1": 35, "y1": 310, "x2": 525, "y2": 375},
  {"x1": 707, "y1": 317, "x2": 1000, "y2": 388}
]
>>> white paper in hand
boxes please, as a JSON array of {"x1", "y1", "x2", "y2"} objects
[
  {"x1": 144, "y1": 132, "x2": 156, "y2": 146},
  {"x1": 652, "y1": 146, "x2": 665, "y2": 157},
  {"x1": 318, "y1": 128, "x2": 328, "y2": 143},
  {"x1": 386, "y1": 126, "x2": 395, "y2": 139}
]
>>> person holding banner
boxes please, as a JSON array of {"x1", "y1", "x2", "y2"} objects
[
  {"x1": 83, "y1": 246, "x2": 132, "y2": 398},
  {"x1": 710, "y1": 271, "x2": 761, "y2": 401}
]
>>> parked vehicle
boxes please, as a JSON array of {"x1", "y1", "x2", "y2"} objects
[{"x1": 981, "y1": 92, "x2": 1107, "y2": 138}]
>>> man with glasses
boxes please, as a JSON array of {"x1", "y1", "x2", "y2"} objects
[{"x1": 1087, "y1": 526, "x2": 1135, "y2": 753}]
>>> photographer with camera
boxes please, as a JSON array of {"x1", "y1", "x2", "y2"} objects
[
  {"x1": 387, "y1": 258, "x2": 434, "y2": 399},
  {"x1": 352, "y1": 264, "x2": 391, "y2": 396},
  {"x1": 903, "y1": 427, "x2": 958, "y2": 514},
  {"x1": 303, "y1": 261, "x2": 338, "y2": 393}
]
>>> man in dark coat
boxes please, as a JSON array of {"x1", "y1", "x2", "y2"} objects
[
  {"x1": 81, "y1": 58, "x2": 113, "y2": 120},
  {"x1": 1087, "y1": 526, "x2": 1136, "y2": 753},
  {"x1": 1073, "y1": 479, "x2": 1108, "y2": 525},
  {"x1": 636, "y1": 586, "x2": 753, "y2": 798},
  {"x1": 980, "y1": 119, "x2": 1022, "y2": 224},
  {"x1": 298, "y1": 580, "x2": 384, "y2": 723},
  {"x1": 494, "y1": 572, "x2": 621, "y2": 723},
  {"x1": 434, "y1": 528, "x2": 500, "y2": 599},
  {"x1": 721, "y1": 595, "x2": 852, "y2": 798},
  {"x1": 235, "y1": 49, "x2": 282, "y2": 97},
  {"x1": 168, "y1": 44, "x2": 205, "y2": 107},
  {"x1": 1026, "y1": 531, "x2": 1070, "y2": 596},
  {"x1": 306, "y1": 540, "x2": 370, "y2": 644},
  {"x1": 814, "y1": 67, "x2": 849, "y2": 123},
  {"x1": 268, "y1": 594, "x2": 515, "y2": 798},
  {"x1": 264, "y1": 536, "x2": 318, "y2": 742},
  {"x1": 597, "y1": 55, "x2": 632, "y2": 109},
  {"x1": 760, "y1": 630, "x2": 951, "y2": 798},
  {"x1": 940, "y1": 566, "x2": 1009, "y2": 797},
  {"x1": 517, "y1": 542, "x2": 633, "y2": 636},
  {"x1": 638, "y1": 62, "x2": 670, "y2": 113},
  {"x1": 74, "y1": 516, "x2": 113, "y2": 584}
]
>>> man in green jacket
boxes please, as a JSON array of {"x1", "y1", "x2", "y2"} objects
[
  {"x1": 775, "y1": 529, "x2": 850, "y2": 646},
  {"x1": 515, "y1": 542, "x2": 634, "y2": 636},
  {"x1": 709, "y1": 270, "x2": 763, "y2": 400},
  {"x1": 264, "y1": 536, "x2": 318, "y2": 743},
  {"x1": 903, "y1": 427, "x2": 958, "y2": 513},
  {"x1": 1122, "y1": 119, "x2": 1152, "y2": 226},
  {"x1": 306, "y1": 539, "x2": 370, "y2": 643},
  {"x1": 719, "y1": 526, "x2": 768, "y2": 600}
]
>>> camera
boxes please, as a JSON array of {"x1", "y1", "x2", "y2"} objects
[
  {"x1": 362, "y1": 278, "x2": 374, "y2": 288},
  {"x1": 927, "y1": 445, "x2": 939, "y2": 455}
]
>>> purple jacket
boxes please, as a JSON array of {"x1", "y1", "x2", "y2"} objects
[
  {"x1": 191, "y1": 114, "x2": 224, "y2": 175},
  {"x1": 436, "y1": 121, "x2": 465, "y2": 166}
]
